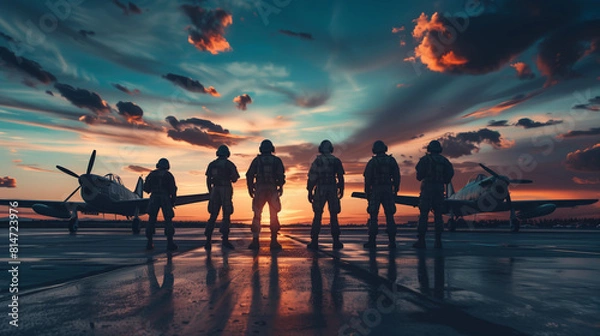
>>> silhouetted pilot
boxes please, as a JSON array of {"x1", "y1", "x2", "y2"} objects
[
  {"x1": 413, "y1": 140, "x2": 454, "y2": 249},
  {"x1": 307, "y1": 140, "x2": 345, "y2": 250},
  {"x1": 144, "y1": 158, "x2": 178, "y2": 251},
  {"x1": 205, "y1": 145, "x2": 240, "y2": 250},
  {"x1": 363, "y1": 140, "x2": 400, "y2": 249},
  {"x1": 246, "y1": 139, "x2": 285, "y2": 250}
]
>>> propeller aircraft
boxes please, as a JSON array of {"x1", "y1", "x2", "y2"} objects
[
  {"x1": 352, "y1": 163, "x2": 598, "y2": 232},
  {"x1": 2, "y1": 150, "x2": 210, "y2": 233}
]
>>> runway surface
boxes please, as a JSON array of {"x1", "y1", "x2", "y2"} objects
[{"x1": 1, "y1": 225, "x2": 599, "y2": 335}]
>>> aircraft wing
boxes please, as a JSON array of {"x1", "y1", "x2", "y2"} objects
[
  {"x1": 117, "y1": 193, "x2": 211, "y2": 209},
  {"x1": 1, "y1": 199, "x2": 89, "y2": 218},
  {"x1": 351, "y1": 192, "x2": 420, "y2": 207},
  {"x1": 174, "y1": 193, "x2": 211, "y2": 206},
  {"x1": 496, "y1": 199, "x2": 598, "y2": 212}
]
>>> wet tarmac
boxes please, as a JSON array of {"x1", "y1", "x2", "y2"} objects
[{"x1": 1, "y1": 226, "x2": 599, "y2": 335}]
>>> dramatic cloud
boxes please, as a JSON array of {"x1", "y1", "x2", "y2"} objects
[
  {"x1": 279, "y1": 29, "x2": 314, "y2": 40},
  {"x1": 78, "y1": 30, "x2": 95, "y2": 38},
  {"x1": 116, "y1": 101, "x2": 143, "y2": 123},
  {"x1": 15, "y1": 163, "x2": 54, "y2": 173},
  {"x1": 406, "y1": 1, "x2": 579, "y2": 75},
  {"x1": 451, "y1": 161, "x2": 482, "y2": 173},
  {"x1": 181, "y1": 4, "x2": 233, "y2": 55},
  {"x1": 233, "y1": 94, "x2": 252, "y2": 110},
  {"x1": 565, "y1": 144, "x2": 600, "y2": 172},
  {"x1": 124, "y1": 165, "x2": 152, "y2": 173},
  {"x1": 113, "y1": 0, "x2": 142, "y2": 15},
  {"x1": 515, "y1": 117, "x2": 563, "y2": 129},
  {"x1": 0, "y1": 46, "x2": 57, "y2": 84},
  {"x1": 54, "y1": 83, "x2": 110, "y2": 114},
  {"x1": 264, "y1": 84, "x2": 331, "y2": 108},
  {"x1": 510, "y1": 62, "x2": 535, "y2": 80},
  {"x1": 537, "y1": 19, "x2": 600, "y2": 83},
  {"x1": 572, "y1": 176, "x2": 600, "y2": 185},
  {"x1": 45, "y1": 90, "x2": 54, "y2": 96},
  {"x1": 0, "y1": 176, "x2": 16, "y2": 188},
  {"x1": 573, "y1": 96, "x2": 600, "y2": 111},
  {"x1": 165, "y1": 115, "x2": 240, "y2": 149},
  {"x1": 295, "y1": 92, "x2": 331, "y2": 108},
  {"x1": 463, "y1": 90, "x2": 544, "y2": 118},
  {"x1": 487, "y1": 119, "x2": 510, "y2": 127},
  {"x1": 437, "y1": 128, "x2": 511, "y2": 158},
  {"x1": 162, "y1": 73, "x2": 220, "y2": 96},
  {"x1": 277, "y1": 142, "x2": 318, "y2": 171},
  {"x1": 559, "y1": 127, "x2": 600, "y2": 138},
  {"x1": 112, "y1": 83, "x2": 140, "y2": 95},
  {"x1": 0, "y1": 31, "x2": 15, "y2": 43}
]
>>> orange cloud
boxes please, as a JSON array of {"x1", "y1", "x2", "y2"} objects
[
  {"x1": 0, "y1": 176, "x2": 16, "y2": 188},
  {"x1": 463, "y1": 90, "x2": 544, "y2": 119},
  {"x1": 510, "y1": 62, "x2": 535, "y2": 79},
  {"x1": 572, "y1": 177, "x2": 600, "y2": 185},
  {"x1": 182, "y1": 5, "x2": 233, "y2": 55},
  {"x1": 392, "y1": 26, "x2": 405, "y2": 33}
]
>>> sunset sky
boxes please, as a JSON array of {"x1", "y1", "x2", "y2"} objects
[{"x1": 1, "y1": 0, "x2": 599, "y2": 224}]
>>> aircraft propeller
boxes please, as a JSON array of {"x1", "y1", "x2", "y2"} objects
[
  {"x1": 479, "y1": 163, "x2": 530, "y2": 232},
  {"x1": 56, "y1": 150, "x2": 97, "y2": 203},
  {"x1": 56, "y1": 165, "x2": 79, "y2": 179},
  {"x1": 479, "y1": 163, "x2": 533, "y2": 184}
]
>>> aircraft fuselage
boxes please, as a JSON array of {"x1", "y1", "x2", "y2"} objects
[{"x1": 79, "y1": 174, "x2": 144, "y2": 216}]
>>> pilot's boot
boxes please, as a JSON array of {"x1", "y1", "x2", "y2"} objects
[
  {"x1": 332, "y1": 235, "x2": 344, "y2": 249},
  {"x1": 204, "y1": 234, "x2": 212, "y2": 250},
  {"x1": 363, "y1": 235, "x2": 377, "y2": 249},
  {"x1": 307, "y1": 235, "x2": 319, "y2": 250},
  {"x1": 388, "y1": 234, "x2": 397, "y2": 249},
  {"x1": 146, "y1": 237, "x2": 154, "y2": 250},
  {"x1": 248, "y1": 236, "x2": 260, "y2": 250},
  {"x1": 167, "y1": 237, "x2": 178, "y2": 251},
  {"x1": 222, "y1": 235, "x2": 235, "y2": 250},
  {"x1": 434, "y1": 233, "x2": 442, "y2": 249},
  {"x1": 412, "y1": 235, "x2": 426, "y2": 249},
  {"x1": 270, "y1": 233, "x2": 282, "y2": 251}
]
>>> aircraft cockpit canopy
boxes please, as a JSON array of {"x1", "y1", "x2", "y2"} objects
[
  {"x1": 104, "y1": 173, "x2": 123, "y2": 185},
  {"x1": 467, "y1": 174, "x2": 488, "y2": 184}
]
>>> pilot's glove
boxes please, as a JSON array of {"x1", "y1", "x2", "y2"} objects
[
  {"x1": 277, "y1": 186, "x2": 283, "y2": 197},
  {"x1": 248, "y1": 187, "x2": 255, "y2": 198},
  {"x1": 170, "y1": 196, "x2": 176, "y2": 208},
  {"x1": 308, "y1": 190, "x2": 314, "y2": 203}
]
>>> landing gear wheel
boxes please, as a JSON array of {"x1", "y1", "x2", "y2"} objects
[
  {"x1": 68, "y1": 218, "x2": 78, "y2": 233},
  {"x1": 447, "y1": 218, "x2": 457, "y2": 232},
  {"x1": 132, "y1": 218, "x2": 141, "y2": 234}
]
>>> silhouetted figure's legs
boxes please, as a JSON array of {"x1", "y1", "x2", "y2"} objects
[
  {"x1": 160, "y1": 195, "x2": 177, "y2": 251},
  {"x1": 327, "y1": 185, "x2": 343, "y2": 249},
  {"x1": 415, "y1": 184, "x2": 432, "y2": 249},
  {"x1": 145, "y1": 197, "x2": 160, "y2": 250},
  {"x1": 268, "y1": 190, "x2": 282, "y2": 250},
  {"x1": 432, "y1": 190, "x2": 444, "y2": 248},
  {"x1": 365, "y1": 190, "x2": 381, "y2": 248},
  {"x1": 249, "y1": 186, "x2": 268, "y2": 249},
  {"x1": 382, "y1": 189, "x2": 397, "y2": 249},
  {"x1": 309, "y1": 188, "x2": 325, "y2": 249}
]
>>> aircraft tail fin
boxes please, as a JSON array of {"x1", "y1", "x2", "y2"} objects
[
  {"x1": 446, "y1": 182, "x2": 455, "y2": 198},
  {"x1": 134, "y1": 176, "x2": 144, "y2": 198}
]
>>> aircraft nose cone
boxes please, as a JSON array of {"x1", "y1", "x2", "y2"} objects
[{"x1": 79, "y1": 174, "x2": 96, "y2": 197}]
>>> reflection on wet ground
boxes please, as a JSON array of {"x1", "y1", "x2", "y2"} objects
[{"x1": 1, "y1": 227, "x2": 599, "y2": 335}]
